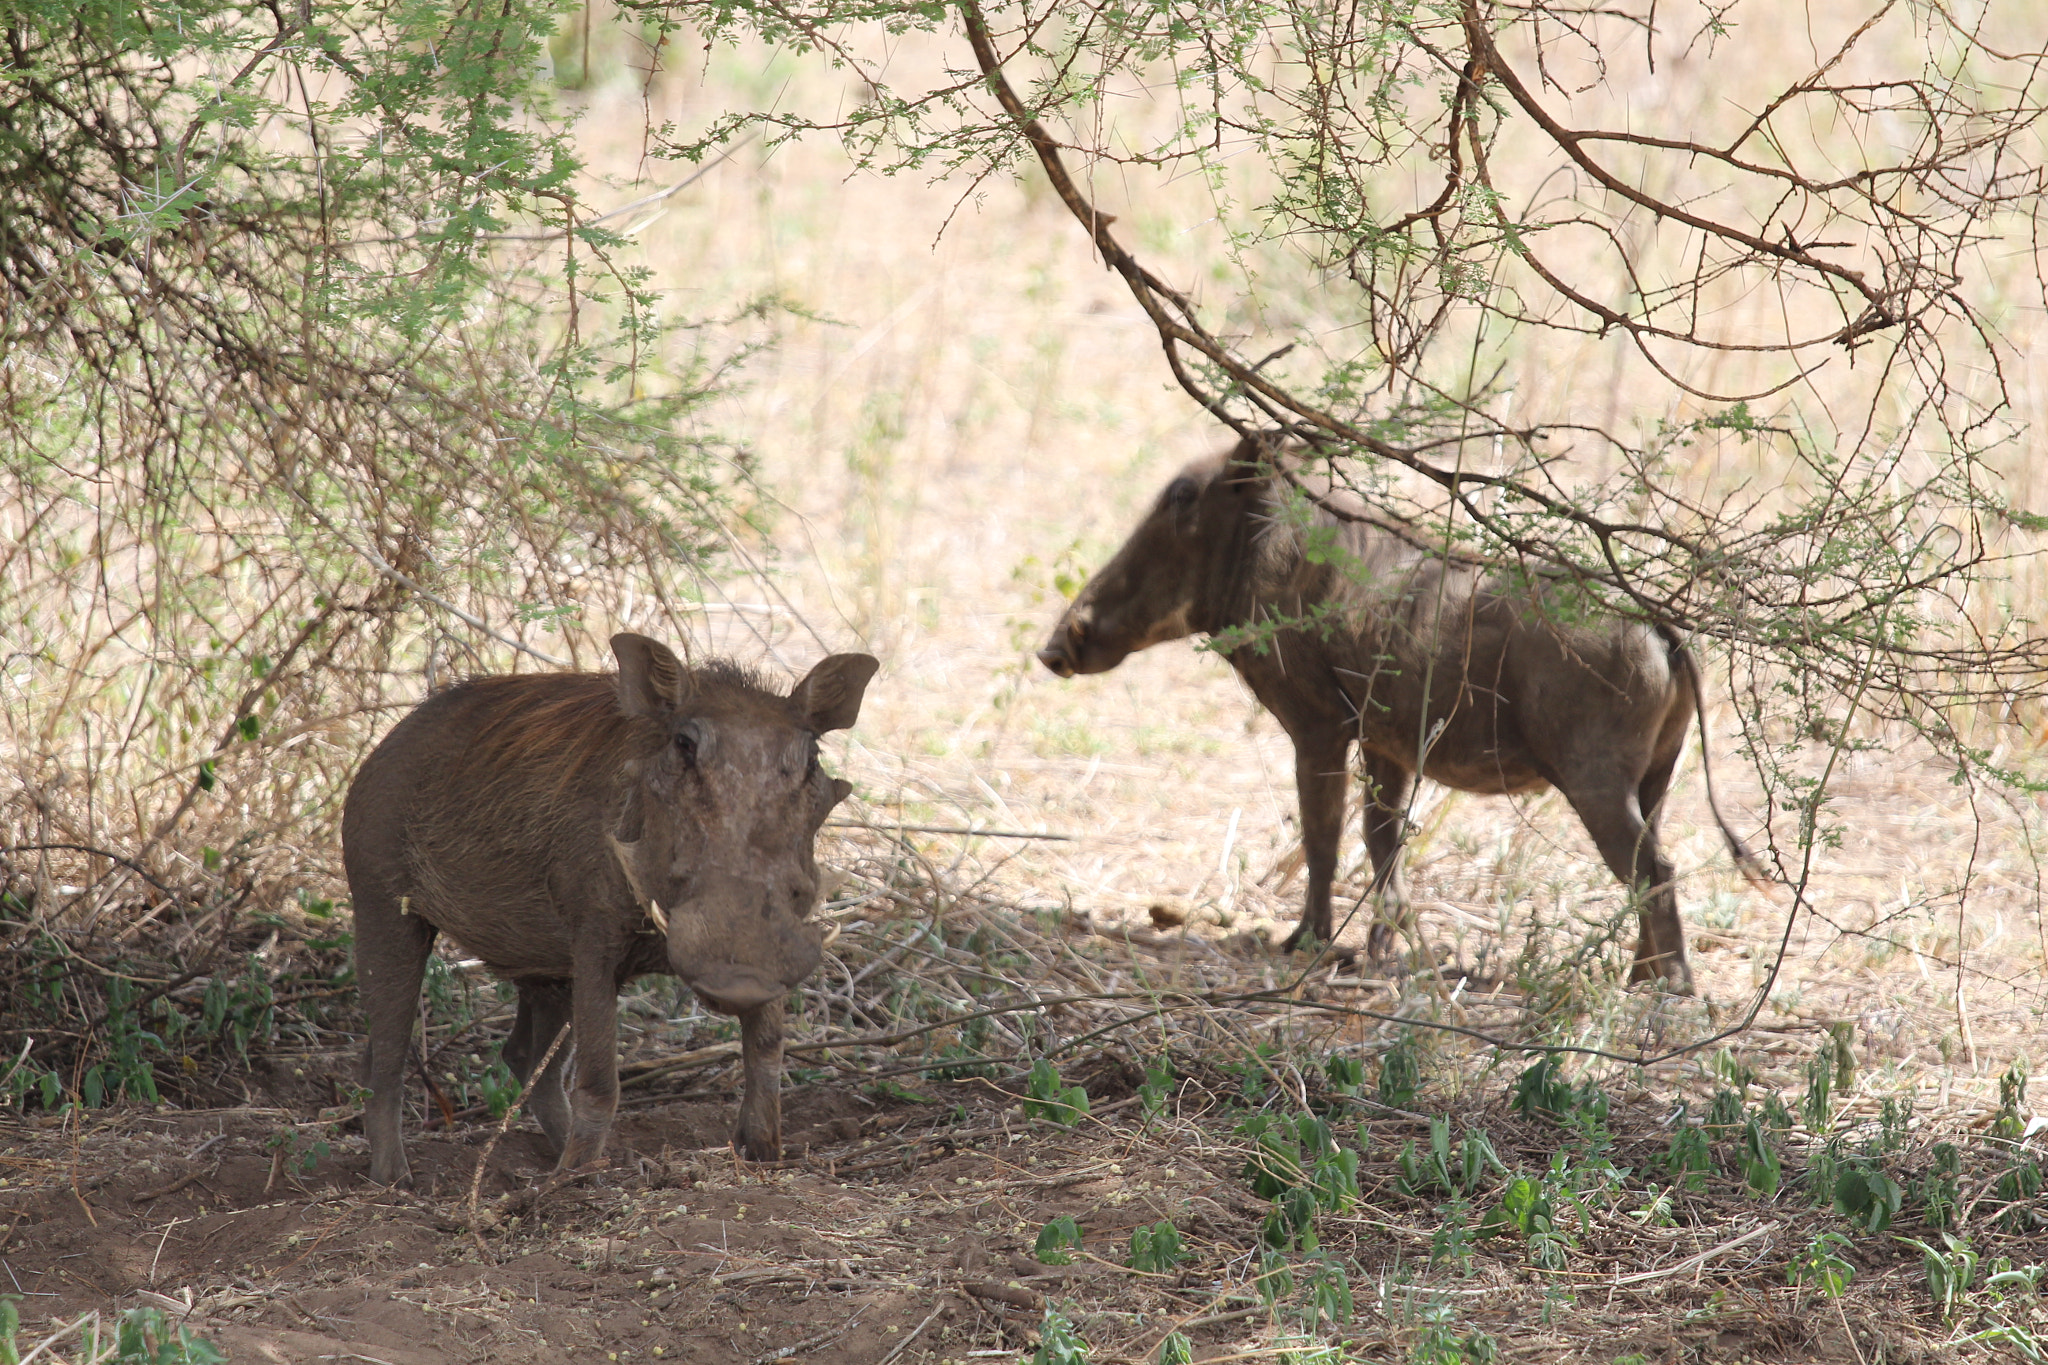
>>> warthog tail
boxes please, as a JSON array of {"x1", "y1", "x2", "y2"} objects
[{"x1": 1659, "y1": 625, "x2": 1771, "y2": 887}]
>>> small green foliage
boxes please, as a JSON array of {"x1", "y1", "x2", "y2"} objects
[
  {"x1": 1802, "y1": 1032, "x2": 1853, "y2": 1133},
  {"x1": 263, "y1": 1127, "x2": 331, "y2": 1177},
  {"x1": 1253, "y1": 1248, "x2": 1295, "y2": 1306},
  {"x1": 1397, "y1": 1118, "x2": 1503, "y2": 1200},
  {"x1": 1877, "y1": 1094, "x2": 1914, "y2": 1152},
  {"x1": 1304, "y1": 1254, "x2": 1354, "y2": 1326},
  {"x1": 1759, "y1": 1090, "x2": 1796, "y2": 1136},
  {"x1": 1157, "y1": 1332, "x2": 1193, "y2": 1365},
  {"x1": 1029, "y1": 1306, "x2": 1091, "y2": 1365},
  {"x1": 861, "y1": 1078, "x2": 932, "y2": 1105},
  {"x1": 1264, "y1": 1186, "x2": 1321, "y2": 1253},
  {"x1": 1994, "y1": 1062, "x2": 2030, "y2": 1142},
  {"x1": 1312, "y1": 1142, "x2": 1362, "y2": 1214},
  {"x1": 1023, "y1": 1060, "x2": 1090, "y2": 1127},
  {"x1": 1481, "y1": 1175, "x2": 1569, "y2": 1269},
  {"x1": 1034, "y1": 1216, "x2": 1083, "y2": 1266},
  {"x1": 29, "y1": 1308, "x2": 230, "y2": 1365},
  {"x1": 1225, "y1": 1043, "x2": 1281, "y2": 1106},
  {"x1": 1128, "y1": 1220, "x2": 1188, "y2": 1274},
  {"x1": 1664, "y1": 1120, "x2": 1711, "y2": 1192},
  {"x1": 478, "y1": 1058, "x2": 520, "y2": 1120},
  {"x1": 1912, "y1": 1233, "x2": 1979, "y2": 1320},
  {"x1": 1831, "y1": 1159, "x2": 1903, "y2": 1232},
  {"x1": 1914, "y1": 1143, "x2": 1963, "y2": 1230},
  {"x1": 1510, "y1": 1057, "x2": 1573, "y2": 1120},
  {"x1": 1139, "y1": 1054, "x2": 1176, "y2": 1120},
  {"x1": 1377, "y1": 1036, "x2": 1421, "y2": 1109},
  {"x1": 1510, "y1": 1058, "x2": 1608, "y2": 1134},
  {"x1": 1994, "y1": 1158, "x2": 2044, "y2": 1233},
  {"x1": 1631, "y1": 1186, "x2": 1677, "y2": 1227},
  {"x1": 1707, "y1": 1048, "x2": 1756, "y2": 1089},
  {"x1": 1325, "y1": 1054, "x2": 1366, "y2": 1096},
  {"x1": 1429, "y1": 1199, "x2": 1477, "y2": 1274},
  {"x1": 1788, "y1": 1231, "x2": 1857, "y2": 1297},
  {"x1": 1704, "y1": 1088, "x2": 1746, "y2": 1139},
  {"x1": 1240, "y1": 1114, "x2": 1305, "y2": 1198},
  {"x1": 1295, "y1": 1112, "x2": 1337, "y2": 1157},
  {"x1": 1739, "y1": 1118, "x2": 1782, "y2": 1198},
  {"x1": 1409, "y1": 1302, "x2": 1498, "y2": 1365}
]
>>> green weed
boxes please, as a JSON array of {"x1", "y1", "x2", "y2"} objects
[
  {"x1": 1830, "y1": 1158, "x2": 1903, "y2": 1232},
  {"x1": 1395, "y1": 1118, "x2": 1503, "y2": 1201},
  {"x1": 1377, "y1": 1035, "x2": 1421, "y2": 1109},
  {"x1": 1128, "y1": 1220, "x2": 1188, "y2": 1273},
  {"x1": 1139, "y1": 1054, "x2": 1176, "y2": 1121},
  {"x1": 1913, "y1": 1143, "x2": 1962, "y2": 1229},
  {"x1": 1029, "y1": 1306, "x2": 1091, "y2": 1365},
  {"x1": 1035, "y1": 1215, "x2": 1083, "y2": 1265},
  {"x1": 1023, "y1": 1059, "x2": 1090, "y2": 1127},
  {"x1": 1788, "y1": 1231, "x2": 1857, "y2": 1297},
  {"x1": 0, "y1": 1305, "x2": 226, "y2": 1365},
  {"x1": 1664, "y1": 1116, "x2": 1711, "y2": 1191}
]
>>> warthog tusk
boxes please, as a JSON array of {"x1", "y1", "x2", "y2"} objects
[
  {"x1": 647, "y1": 899, "x2": 669, "y2": 933},
  {"x1": 818, "y1": 921, "x2": 841, "y2": 950}
]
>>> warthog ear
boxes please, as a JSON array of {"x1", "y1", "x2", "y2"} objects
[
  {"x1": 1224, "y1": 431, "x2": 1285, "y2": 488},
  {"x1": 792, "y1": 653, "x2": 879, "y2": 733},
  {"x1": 613, "y1": 633, "x2": 687, "y2": 717}
]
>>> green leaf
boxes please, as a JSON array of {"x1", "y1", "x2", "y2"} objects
[{"x1": 1034, "y1": 1215, "x2": 1082, "y2": 1266}]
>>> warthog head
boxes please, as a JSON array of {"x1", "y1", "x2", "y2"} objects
[
  {"x1": 607, "y1": 634, "x2": 877, "y2": 1013},
  {"x1": 1037, "y1": 453, "x2": 1246, "y2": 677}
]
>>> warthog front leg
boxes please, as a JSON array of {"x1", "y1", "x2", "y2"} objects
[
  {"x1": 558, "y1": 947, "x2": 621, "y2": 1171},
  {"x1": 732, "y1": 999, "x2": 785, "y2": 1161},
  {"x1": 1282, "y1": 726, "x2": 1352, "y2": 952}
]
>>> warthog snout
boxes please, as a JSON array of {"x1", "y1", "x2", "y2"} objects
[
  {"x1": 1036, "y1": 639, "x2": 1078, "y2": 677},
  {"x1": 1039, "y1": 609, "x2": 1116, "y2": 678},
  {"x1": 662, "y1": 873, "x2": 829, "y2": 1013}
]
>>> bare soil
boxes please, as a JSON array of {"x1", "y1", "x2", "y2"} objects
[{"x1": 3, "y1": 935, "x2": 2038, "y2": 1365}]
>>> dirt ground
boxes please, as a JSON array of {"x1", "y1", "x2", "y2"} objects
[{"x1": 3, "y1": 921, "x2": 2039, "y2": 1365}]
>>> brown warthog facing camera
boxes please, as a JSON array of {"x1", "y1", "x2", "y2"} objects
[
  {"x1": 344, "y1": 633, "x2": 877, "y2": 1185},
  {"x1": 1038, "y1": 437, "x2": 1756, "y2": 994}
]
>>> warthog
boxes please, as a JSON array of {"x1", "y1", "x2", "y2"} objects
[
  {"x1": 344, "y1": 633, "x2": 877, "y2": 1185},
  {"x1": 1038, "y1": 438, "x2": 1754, "y2": 993}
]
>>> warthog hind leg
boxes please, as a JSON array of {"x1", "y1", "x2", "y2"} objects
[
  {"x1": 1565, "y1": 782, "x2": 1691, "y2": 994},
  {"x1": 356, "y1": 890, "x2": 437, "y2": 1187},
  {"x1": 505, "y1": 981, "x2": 573, "y2": 1153},
  {"x1": 1359, "y1": 751, "x2": 1413, "y2": 962}
]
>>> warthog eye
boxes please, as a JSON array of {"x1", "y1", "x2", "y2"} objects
[
  {"x1": 673, "y1": 728, "x2": 698, "y2": 767},
  {"x1": 1165, "y1": 475, "x2": 1198, "y2": 507}
]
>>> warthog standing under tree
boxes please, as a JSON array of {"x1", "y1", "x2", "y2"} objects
[
  {"x1": 345, "y1": 633, "x2": 878, "y2": 1185},
  {"x1": 1038, "y1": 438, "x2": 1755, "y2": 994}
]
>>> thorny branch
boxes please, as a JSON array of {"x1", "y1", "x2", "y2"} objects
[{"x1": 950, "y1": 0, "x2": 2048, "y2": 750}]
